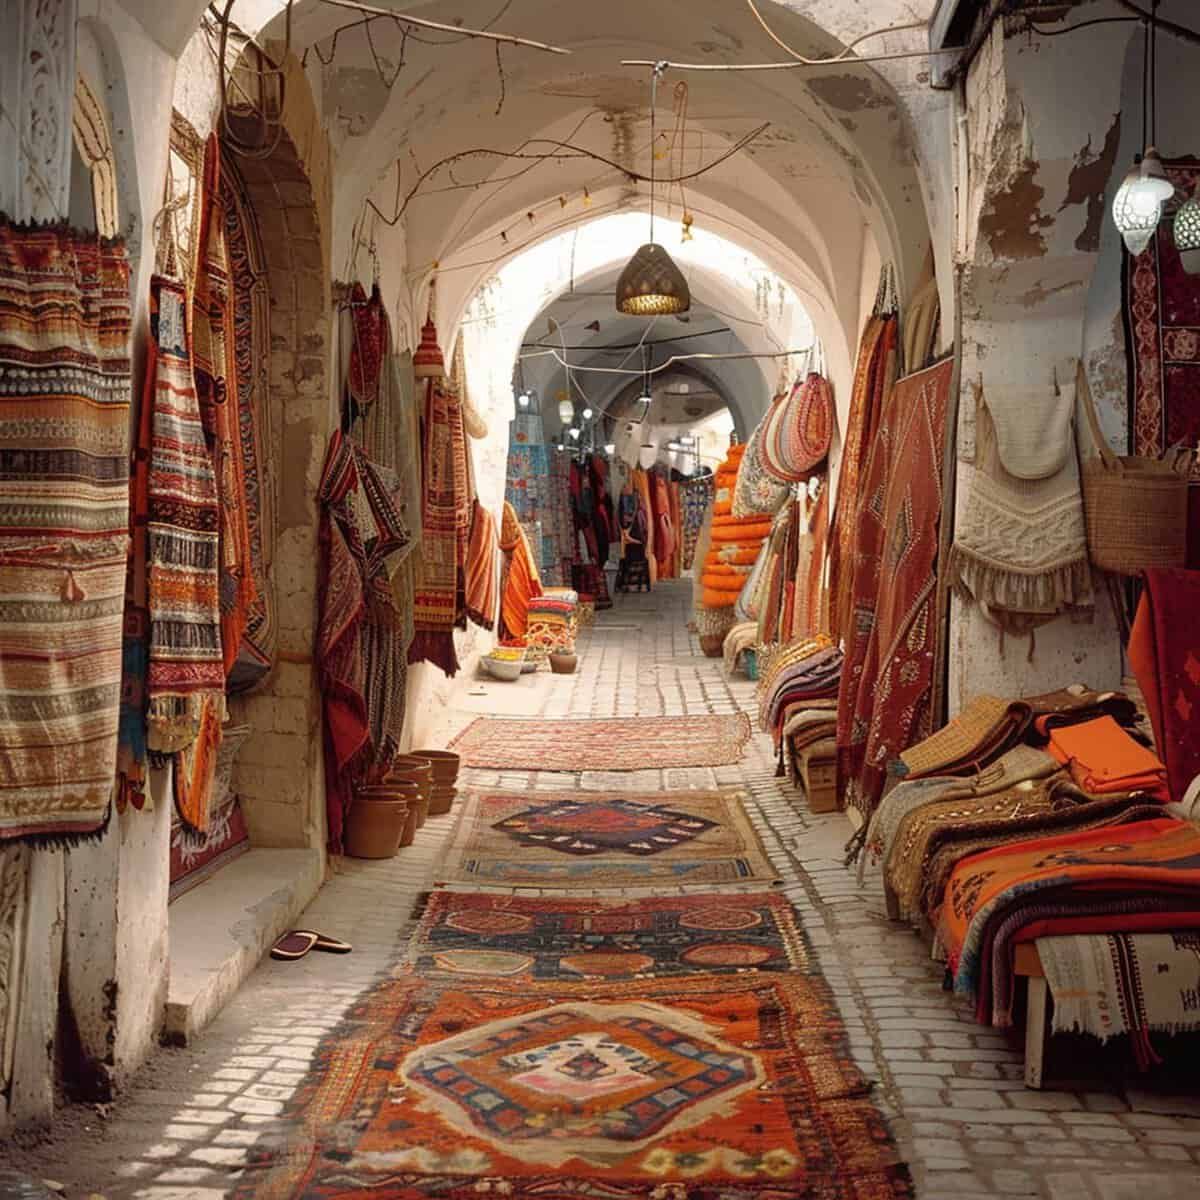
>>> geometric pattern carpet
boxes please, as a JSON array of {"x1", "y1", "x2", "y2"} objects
[
  {"x1": 234, "y1": 972, "x2": 913, "y2": 1198},
  {"x1": 407, "y1": 891, "x2": 809, "y2": 981},
  {"x1": 447, "y1": 713, "x2": 753, "y2": 771},
  {"x1": 438, "y1": 789, "x2": 780, "y2": 889}
]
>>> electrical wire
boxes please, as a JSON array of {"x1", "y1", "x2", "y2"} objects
[{"x1": 744, "y1": 2, "x2": 929, "y2": 65}]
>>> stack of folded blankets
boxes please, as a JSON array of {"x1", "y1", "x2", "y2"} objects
[
  {"x1": 779, "y1": 702, "x2": 838, "y2": 784},
  {"x1": 722, "y1": 621, "x2": 760, "y2": 677},
  {"x1": 935, "y1": 818, "x2": 1200, "y2": 1045},
  {"x1": 757, "y1": 636, "x2": 842, "y2": 765}
]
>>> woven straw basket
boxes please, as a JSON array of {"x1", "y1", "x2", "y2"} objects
[{"x1": 1078, "y1": 363, "x2": 1192, "y2": 576}]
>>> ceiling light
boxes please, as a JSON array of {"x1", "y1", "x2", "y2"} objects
[
  {"x1": 568, "y1": 427, "x2": 581, "y2": 440},
  {"x1": 615, "y1": 63, "x2": 691, "y2": 317},
  {"x1": 516, "y1": 391, "x2": 531, "y2": 408},
  {"x1": 604, "y1": 442, "x2": 616, "y2": 455},
  {"x1": 1113, "y1": 150, "x2": 1175, "y2": 256},
  {"x1": 557, "y1": 398, "x2": 574, "y2": 425},
  {"x1": 1175, "y1": 191, "x2": 1200, "y2": 274},
  {"x1": 582, "y1": 406, "x2": 593, "y2": 420},
  {"x1": 679, "y1": 434, "x2": 696, "y2": 446},
  {"x1": 638, "y1": 442, "x2": 658, "y2": 469}
]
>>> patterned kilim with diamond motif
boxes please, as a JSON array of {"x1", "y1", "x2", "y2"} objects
[
  {"x1": 440, "y1": 788, "x2": 778, "y2": 888},
  {"x1": 407, "y1": 891, "x2": 809, "y2": 981},
  {"x1": 836, "y1": 357, "x2": 953, "y2": 823},
  {"x1": 447, "y1": 713, "x2": 752, "y2": 771},
  {"x1": 233, "y1": 972, "x2": 911, "y2": 1199}
]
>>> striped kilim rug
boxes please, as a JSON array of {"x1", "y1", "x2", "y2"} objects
[
  {"x1": 438, "y1": 787, "x2": 777, "y2": 889},
  {"x1": 448, "y1": 712, "x2": 752, "y2": 771}
]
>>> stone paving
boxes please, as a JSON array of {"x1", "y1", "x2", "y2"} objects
[{"x1": 4, "y1": 581, "x2": 1200, "y2": 1198}]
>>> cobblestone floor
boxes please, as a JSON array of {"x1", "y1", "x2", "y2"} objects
[{"x1": 4, "y1": 581, "x2": 1200, "y2": 1198}]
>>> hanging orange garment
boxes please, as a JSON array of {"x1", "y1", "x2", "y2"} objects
[
  {"x1": 633, "y1": 467, "x2": 657, "y2": 584},
  {"x1": 464, "y1": 500, "x2": 498, "y2": 631},
  {"x1": 499, "y1": 501, "x2": 542, "y2": 640},
  {"x1": 669, "y1": 481, "x2": 683, "y2": 576}
]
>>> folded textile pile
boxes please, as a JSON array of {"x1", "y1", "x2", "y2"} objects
[
  {"x1": 1045, "y1": 715, "x2": 1169, "y2": 801},
  {"x1": 722, "y1": 621, "x2": 760, "y2": 677},
  {"x1": 1038, "y1": 931, "x2": 1200, "y2": 1066},
  {"x1": 697, "y1": 444, "x2": 773, "y2": 655},
  {"x1": 781, "y1": 705, "x2": 838, "y2": 783},
  {"x1": 757, "y1": 636, "x2": 842, "y2": 742},
  {"x1": 524, "y1": 594, "x2": 576, "y2": 664},
  {"x1": 936, "y1": 818, "x2": 1200, "y2": 1030}
]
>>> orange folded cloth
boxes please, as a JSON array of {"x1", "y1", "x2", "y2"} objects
[{"x1": 1047, "y1": 715, "x2": 1168, "y2": 800}]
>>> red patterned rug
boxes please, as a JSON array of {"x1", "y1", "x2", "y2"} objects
[
  {"x1": 1126, "y1": 157, "x2": 1200, "y2": 566},
  {"x1": 233, "y1": 973, "x2": 911, "y2": 1199},
  {"x1": 448, "y1": 713, "x2": 752, "y2": 771},
  {"x1": 407, "y1": 891, "x2": 809, "y2": 981},
  {"x1": 441, "y1": 788, "x2": 778, "y2": 888}
]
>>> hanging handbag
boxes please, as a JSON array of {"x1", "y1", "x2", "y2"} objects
[{"x1": 1078, "y1": 362, "x2": 1192, "y2": 576}]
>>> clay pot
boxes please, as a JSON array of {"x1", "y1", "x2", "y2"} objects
[
  {"x1": 549, "y1": 652, "x2": 577, "y2": 675},
  {"x1": 412, "y1": 749, "x2": 460, "y2": 817},
  {"x1": 343, "y1": 798, "x2": 408, "y2": 859},
  {"x1": 699, "y1": 635, "x2": 724, "y2": 658}
]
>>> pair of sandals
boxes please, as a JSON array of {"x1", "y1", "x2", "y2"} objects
[{"x1": 270, "y1": 929, "x2": 352, "y2": 961}]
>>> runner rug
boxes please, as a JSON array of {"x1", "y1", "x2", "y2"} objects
[
  {"x1": 407, "y1": 891, "x2": 808, "y2": 981},
  {"x1": 448, "y1": 712, "x2": 752, "y2": 771},
  {"x1": 233, "y1": 972, "x2": 911, "y2": 1199},
  {"x1": 439, "y1": 788, "x2": 777, "y2": 888}
]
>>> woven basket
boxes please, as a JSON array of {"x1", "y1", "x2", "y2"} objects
[{"x1": 1078, "y1": 363, "x2": 1191, "y2": 576}]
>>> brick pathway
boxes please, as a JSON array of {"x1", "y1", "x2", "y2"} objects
[{"x1": 4, "y1": 581, "x2": 1199, "y2": 1198}]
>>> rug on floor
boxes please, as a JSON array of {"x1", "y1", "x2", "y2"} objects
[
  {"x1": 407, "y1": 891, "x2": 808, "y2": 980},
  {"x1": 233, "y1": 973, "x2": 911, "y2": 1199},
  {"x1": 438, "y1": 788, "x2": 779, "y2": 888},
  {"x1": 447, "y1": 712, "x2": 752, "y2": 771}
]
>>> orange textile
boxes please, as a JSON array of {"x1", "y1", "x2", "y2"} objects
[
  {"x1": 464, "y1": 500, "x2": 498, "y2": 631},
  {"x1": 1047, "y1": 715, "x2": 1169, "y2": 800},
  {"x1": 633, "y1": 466, "x2": 657, "y2": 584},
  {"x1": 696, "y1": 444, "x2": 772, "y2": 612},
  {"x1": 499, "y1": 501, "x2": 542, "y2": 640}
]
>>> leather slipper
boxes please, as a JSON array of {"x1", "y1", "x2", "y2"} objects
[
  {"x1": 270, "y1": 930, "x2": 319, "y2": 961},
  {"x1": 296, "y1": 929, "x2": 353, "y2": 954}
]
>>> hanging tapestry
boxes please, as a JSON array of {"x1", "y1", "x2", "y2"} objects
[
  {"x1": 1128, "y1": 566, "x2": 1200, "y2": 804},
  {"x1": 545, "y1": 447, "x2": 577, "y2": 586},
  {"x1": 464, "y1": 499, "x2": 498, "y2": 630},
  {"x1": 193, "y1": 136, "x2": 257, "y2": 681},
  {"x1": 836, "y1": 357, "x2": 953, "y2": 823},
  {"x1": 220, "y1": 152, "x2": 276, "y2": 690},
  {"x1": 829, "y1": 314, "x2": 899, "y2": 640},
  {"x1": 0, "y1": 222, "x2": 132, "y2": 842},
  {"x1": 1126, "y1": 157, "x2": 1200, "y2": 567},
  {"x1": 409, "y1": 380, "x2": 468, "y2": 675},
  {"x1": 317, "y1": 431, "x2": 412, "y2": 852},
  {"x1": 498, "y1": 500, "x2": 543, "y2": 641},
  {"x1": 143, "y1": 276, "x2": 226, "y2": 755},
  {"x1": 680, "y1": 472, "x2": 714, "y2": 570},
  {"x1": 650, "y1": 465, "x2": 678, "y2": 578}
]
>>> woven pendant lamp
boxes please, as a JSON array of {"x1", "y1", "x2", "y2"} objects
[
  {"x1": 413, "y1": 314, "x2": 444, "y2": 379},
  {"x1": 616, "y1": 62, "x2": 691, "y2": 318},
  {"x1": 617, "y1": 243, "x2": 691, "y2": 316}
]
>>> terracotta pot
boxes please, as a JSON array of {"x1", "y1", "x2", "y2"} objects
[
  {"x1": 399, "y1": 801, "x2": 419, "y2": 847},
  {"x1": 414, "y1": 789, "x2": 431, "y2": 829},
  {"x1": 343, "y1": 798, "x2": 407, "y2": 859},
  {"x1": 428, "y1": 784, "x2": 456, "y2": 817},
  {"x1": 699, "y1": 635, "x2": 724, "y2": 658},
  {"x1": 549, "y1": 652, "x2": 577, "y2": 675},
  {"x1": 412, "y1": 749, "x2": 460, "y2": 784}
]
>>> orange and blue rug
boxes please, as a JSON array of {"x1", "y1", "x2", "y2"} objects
[
  {"x1": 234, "y1": 971, "x2": 911, "y2": 1199},
  {"x1": 407, "y1": 891, "x2": 808, "y2": 981}
]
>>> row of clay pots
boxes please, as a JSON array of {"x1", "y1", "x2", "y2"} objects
[{"x1": 342, "y1": 749, "x2": 461, "y2": 859}]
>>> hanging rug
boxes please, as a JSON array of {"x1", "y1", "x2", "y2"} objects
[{"x1": 447, "y1": 712, "x2": 752, "y2": 771}]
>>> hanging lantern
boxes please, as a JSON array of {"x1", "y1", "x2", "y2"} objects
[
  {"x1": 616, "y1": 243, "x2": 691, "y2": 316},
  {"x1": 1112, "y1": 149, "x2": 1176, "y2": 257},
  {"x1": 557, "y1": 397, "x2": 574, "y2": 425},
  {"x1": 413, "y1": 315, "x2": 445, "y2": 379},
  {"x1": 1175, "y1": 192, "x2": 1200, "y2": 274},
  {"x1": 638, "y1": 442, "x2": 658, "y2": 469}
]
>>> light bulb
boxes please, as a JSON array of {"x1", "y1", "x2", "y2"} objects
[
  {"x1": 557, "y1": 398, "x2": 574, "y2": 425},
  {"x1": 582, "y1": 407, "x2": 593, "y2": 420},
  {"x1": 604, "y1": 442, "x2": 616, "y2": 455},
  {"x1": 517, "y1": 392, "x2": 531, "y2": 408},
  {"x1": 568, "y1": 427, "x2": 581, "y2": 440}
]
